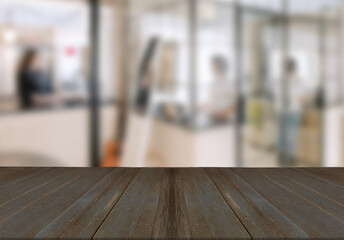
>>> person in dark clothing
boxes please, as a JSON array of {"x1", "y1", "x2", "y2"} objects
[{"x1": 17, "y1": 49, "x2": 61, "y2": 109}]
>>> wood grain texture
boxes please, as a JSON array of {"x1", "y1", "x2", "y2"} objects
[
  {"x1": 259, "y1": 169, "x2": 344, "y2": 222},
  {"x1": 0, "y1": 167, "x2": 72, "y2": 204},
  {"x1": 277, "y1": 168, "x2": 344, "y2": 204},
  {"x1": 310, "y1": 168, "x2": 344, "y2": 180},
  {"x1": 232, "y1": 168, "x2": 344, "y2": 239},
  {"x1": 35, "y1": 168, "x2": 138, "y2": 239},
  {"x1": 0, "y1": 168, "x2": 111, "y2": 238},
  {"x1": 296, "y1": 168, "x2": 344, "y2": 187},
  {"x1": 152, "y1": 169, "x2": 191, "y2": 239},
  {"x1": 180, "y1": 169, "x2": 251, "y2": 239},
  {"x1": 0, "y1": 168, "x2": 88, "y2": 222},
  {"x1": 0, "y1": 168, "x2": 50, "y2": 189},
  {"x1": 93, "y1": 168, "x2": 164, "y2": 239},
  {"x1": 0, "y1": 167, "x2": 343, "y2": 239},
  {"x1": 0, "y1": 168, "x2": 26, "y2": 180},
  {"x1": 206, "y1": 168, "x2": 309, "y2": 239}
]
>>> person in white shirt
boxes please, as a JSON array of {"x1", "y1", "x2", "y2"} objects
[{"x1": 206, "y1": 56, "x2": 237, "y2": 121}]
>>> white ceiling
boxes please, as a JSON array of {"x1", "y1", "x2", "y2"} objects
[{"x1": 0, "y1": 0, "x2": 88, "y2": 29}]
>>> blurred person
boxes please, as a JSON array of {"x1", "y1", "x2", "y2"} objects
[
  {"x1": 277, "y1": 58, "x2": 309, "y2": 164},
  {"x1": 202, "y1": 56, "x2": 237, "y2": 122},
  {"x1": 17, "y1": 49, "x2": 62, "y2": 109}
]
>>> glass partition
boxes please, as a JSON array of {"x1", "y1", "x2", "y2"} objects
[
  {"x1": 0, "y1": 0, "x2": 92, "y2": 167},
  {"x1": 285, "y1": 0, "x2": 322, "y2": 166},
  {"x1": 0, "y1": 0, "x2": 90, "y2": 112},
  {"x1": 196, "y1": 0, "x2": 236, "y2": 128},
  {"x1": 240, "y1": 2, "x2": 283, "y2": 167},
  {"x1": 127, "y1": 0, "x2": 190, "y2": 119},
  {"x1": 121, "y1": 0, "x2": 344, "y2": 167}
]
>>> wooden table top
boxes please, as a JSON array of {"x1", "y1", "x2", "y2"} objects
[{"x1": 0, "y1": 168, "x2": 343, "y2": 239}]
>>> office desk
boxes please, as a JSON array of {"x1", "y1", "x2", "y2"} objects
[
  {"x1": 122, "y1": 112, "x2": 236, "y2": 167},
  {"x1": 0, "y1": 168, "x2": 343, "y2": 239}
]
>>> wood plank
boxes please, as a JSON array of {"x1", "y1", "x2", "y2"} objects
[
  {"x1": 206, "y1": 168, "x2": 309, "y2": 239},
  {"x1": 94, "y1": 168, "x2": 164, "y2": 239},
  {"x1": 180, "y1": 169, "x2": 250, "y2": 239},
  {"x1": 233, "y1": 168, "x2": 344, "y2": 239},
  {"x1": 297, "y1": 168, "x2": 344, "y2": 187},
  {"x1": 259, "y1": 169, "x2": 344, "y2": 222},
  {"x1": 0, "y1": 168, "x2": 111, "y2": 239},
  {"x1": 0, "y1": 168, "x2": 343, "y2": 239},
  {"x1": 0, "y1": 168, "x2": 72, "y2": 204},
  {"x1": 152, "y1": 169, "x2": 191, "y2": 239},
  {"x1": 0, "y1": 168, "x2": 88, "y2": 220},
  {"x1": 0, "y1": 168, "x2": 50, "y2": 189},
  {"x1": 0, "y1": 168, "x2": 26, "y2": 180},
  {"x1": 275, "y1": 168, "x2": 344, "y2": 206},
  {"x1": 35, "y1": 168, "x2": 138, "y2": 239}
]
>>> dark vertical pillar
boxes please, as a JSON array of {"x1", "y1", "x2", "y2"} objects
[
  {"x1": 337, "y1": 8, "x2": 343, "y2": 104},
  {"x1": 319, "y1": 10, "x2": 326, "y2": 166},
  {"x1": 189, "y1": 0, "x2": 197, "y2": 128},
  {"x1": 89, "y1": 0, "x2": 100, "y2": 167},
  {"x1": 234, "y1": 1, "x2": 243, "y2": 167},
  {"x1": 116, "y1": 0, "x2": 129, "y2": 148},
  {"x1": 279, "y1": 0, "x2": 290, "y2": 165}
]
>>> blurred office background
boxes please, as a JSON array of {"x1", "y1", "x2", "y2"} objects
[{"x1": 0, "y1": 0, "x2": 343, "y2": 167}]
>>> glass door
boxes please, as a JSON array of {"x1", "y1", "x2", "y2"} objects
[{"x1": 240, "y1": 5, "x2": 284, "y2": 167}]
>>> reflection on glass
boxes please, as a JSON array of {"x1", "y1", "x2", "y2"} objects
[
  {"x1": 1, "y1": 0, "x2": 344, "y2": 168},
  {"x1": 277, "y1": 58, "x2": 312, "y2": 165},
  {"x1": 17, "y1": 48, "x2": 63, "y2": 109},
  {"x1": 0, "y1": 0, "x2": 89, "y2": 112},
  {"x1": 0, "y1": 0, "x2": 92, "y2": 168},
  {"x1": 196, "y1": 0, "x2": 236, "y2": 128},
  {"x1": 240, "y1": 9, "x2": 283, "y2": 167}
]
